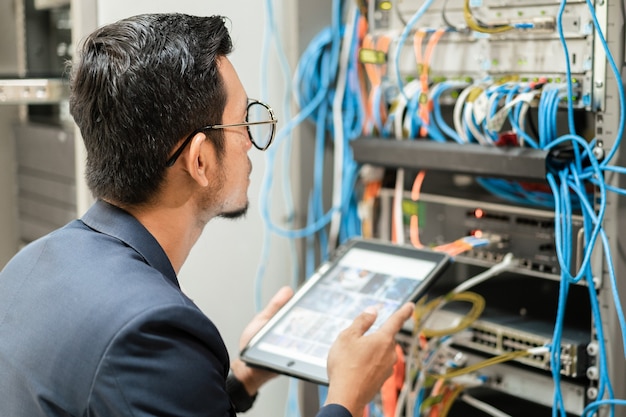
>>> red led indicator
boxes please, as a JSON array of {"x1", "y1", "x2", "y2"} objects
[
  {"x1": 472, "y1": 229, "x2": 483, "y2": 238},
  {"x1": 474, "y1": 208, "x2": 484, "y2": 219}
]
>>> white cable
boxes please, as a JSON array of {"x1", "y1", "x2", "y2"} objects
[
  {"x1": 389, "y1": 81, "x2": 420, "y2": 246},
  {"x1": 393, "y1": 168, "x2": 406, "y2": 244},
  {"x1": 461, "y1": 393, "x2": 513, "y2": 417},
  {"x1": 453, "y1": 83, "x2": 475, "y2": 143},
  {"x1": 398, "y1": 81, "x2": 422, "y2": 136},
  {"x1": 464, "y1": 102, "x2": 491, "y2": 145},
  {"x1": 328, "y1": 1, "x2": 358, "y2": 250},
  {"x1": 516, "y1": 100, "x2": 531, "y2": 147},
  {"x1": 452, "y1": 252, "x2": 516, "y2": 294}
]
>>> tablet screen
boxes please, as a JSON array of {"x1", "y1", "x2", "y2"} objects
[{"x1": 241, "y1": 238, "x2": 450, "y2": 384}]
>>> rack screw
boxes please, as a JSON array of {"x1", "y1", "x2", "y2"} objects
[
  {"x1": 592, "y1": 146, "x2": 604, "y2": 160},
  {"x1": 587, "y1": 387, "x2": 598, "y2": 400}
]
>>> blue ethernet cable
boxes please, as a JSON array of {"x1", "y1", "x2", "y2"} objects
[
  {"x1": 393, "y1": 0, "x2": 437, "y2": 99},
  {"x1": 431, "y1": 81, "x2": 468, "y2": 144},
  {"x1": 583, "y1": 0, "x2": 626, "y2": 166}
]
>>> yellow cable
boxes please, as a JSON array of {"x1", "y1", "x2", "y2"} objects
[
  {"x1": 433, "y1": 350, "x2": 532, "y2": 380},
  {"x1": 463, "y1": 0, "x2": 513, "y2": 34},
  {"x1": 413, "y1": 291, "x2": 485, "y2": 338},
  {"x1": 439, "y1": 384, "x2": 465, "y2": 417}
]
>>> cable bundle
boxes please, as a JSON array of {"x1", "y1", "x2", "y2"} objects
[
  {"x1": 360, "y1": 0, "x2": 626, "y2": 416},
  {"x1": 260, "y1": 0, "x2": 626, "y2": 415}
]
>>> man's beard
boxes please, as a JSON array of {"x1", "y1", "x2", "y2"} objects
[{"x1": 219, "y1": 202, "x2": 249, "y2": 219}]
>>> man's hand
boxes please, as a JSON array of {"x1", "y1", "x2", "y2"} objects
[
  {"x1": 324, "y1": 302, "x2": 415, "y2": 417},
  {"x1": 230, "y1": 286, "x2": 293, "y2": 396}
]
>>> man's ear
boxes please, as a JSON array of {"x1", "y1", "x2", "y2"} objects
[{"x1": 185, "y1": 132, "x2": 213, "y2": 187}]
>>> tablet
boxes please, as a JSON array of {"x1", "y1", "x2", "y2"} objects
[{"x1": 240, "y1": 238, "x2": 451, "y2": 385}]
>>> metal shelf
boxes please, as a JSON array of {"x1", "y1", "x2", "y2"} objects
[
  {"x1": 0, "y1": 78, "x2": 68, "y2": 105},
  {"x1": 350, "y1": 138, "x2": 549, "y2": 180}
]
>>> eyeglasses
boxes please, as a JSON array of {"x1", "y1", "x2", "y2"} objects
[{"x1": 166, "y1": 99, "x2": 277, "y2": 167}]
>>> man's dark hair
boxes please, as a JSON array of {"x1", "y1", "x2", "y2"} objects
[{"x1": 69, "y1": 13, "x2": 233, "y2": 206}]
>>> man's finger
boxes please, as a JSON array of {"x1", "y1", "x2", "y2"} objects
[
  {"x1": 345, "y1": 307, "x2": 378, "y2": 336},
  {"x1": 258, "y1": 286, "x2": 293, "y2": 320},
  {"x1": 378, "y1": 302, "x2": 414, "y2": 336}
]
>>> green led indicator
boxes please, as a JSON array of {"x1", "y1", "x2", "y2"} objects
[{"x1": 401, "y1": 200, "x2": 420, "y2": 216}]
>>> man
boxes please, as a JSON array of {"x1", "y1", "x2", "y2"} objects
[{"x1": 0, "y1": 13, "x2": 413, "y2": 417}]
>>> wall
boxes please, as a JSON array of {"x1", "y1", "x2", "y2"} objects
[{"x1": 0, "y1": 0, "x2": 20, "y2": 266}]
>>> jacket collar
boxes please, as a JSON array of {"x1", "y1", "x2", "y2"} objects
[{"x1": 80, "y1": 199, "x2": 179, "y2": 287}]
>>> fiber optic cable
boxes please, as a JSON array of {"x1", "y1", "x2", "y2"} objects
[
  {"x1": 403, "y1": 256, "x2": 515, "y2": 417},
  {"x1": 414, "y1": 28, "x2": 448, "y2": 139},
  {"x1": 415, "y1": 292, "x2": 485, "y2": 338},
  {"x1": 426, "y1": 381, "x2": 464, "y2": 417},
  {"x1": 361, "y1": 28, "x2": 393, "y2": 136},
  {"x1": 434, "y1": 348, "x2": 546, "y2": 381},
  {"x1": 393, "y1": 0, "x2": 437, "y2": 98},
  {"x1": 463, "y1": 0, "x2": 513, "y2": 34},
  {"x1": 409, "y1": 170, "x2": 426, "y2": 249},
  {"x1": 359, "y1": 169, "x2": 383, "y2": 238},
  {"x1": 392, "y1": 168, "x2": 406, "y2": 245},
  {"x1": 461, "y1": 393, "x2": 513, "y2": 417},
  {"x1": 390, "y1": 81, "x2": 424, "y2": 246}
]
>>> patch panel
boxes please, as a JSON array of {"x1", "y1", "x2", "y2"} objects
[
  {"x1": 385, "y1": 189, "x2": 585, "y2": 281},
  {"x1": 420, "y1": 307, "x2": 589, "y2": 378},
  {"x1": 395, "y1": 331, "x2": 587, "y2": 416},
  {"x1": 371, "y1": 0, "x2": 598, "y2": 109}
]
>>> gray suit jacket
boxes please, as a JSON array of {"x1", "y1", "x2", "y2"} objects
[{"x1": 0, "y1": 200, "x2": 349, "y2": 417}]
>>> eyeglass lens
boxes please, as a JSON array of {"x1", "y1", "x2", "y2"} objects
[{"x1": 247, "y1": 102, "x2": 274, "y2": 150}]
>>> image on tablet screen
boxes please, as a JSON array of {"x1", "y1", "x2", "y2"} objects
[{"x1": 255, "y1": 248, "x2": 437, "y2": 366}]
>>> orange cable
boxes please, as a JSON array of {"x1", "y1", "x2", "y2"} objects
[
  {"x1": 409, "y1": 170, "x2": 426, "y2": 248},
  {"x1": 439, "y1": 384, "x2": 465, "y2": 417},
  {"x1": 357, "y1": 16, "x2": 369, "y2": 135},
  {"x1": 362, "y1": 34, "x2": 377, "y2": 135},
  {"x1": 361, "y1": 180, "x2": 382, "y2": 238},
  {"x1": 427, "y1": 379, "x2": 447, "y2": 417},
  {"x1": 381, "y1": 344, "x2": 405, "y2": 417},
  {"x1": 362, "y1": 33, "x2": 392, "y2": 135},
  {"x1": 419, "y1": 28, "x2": 446, "y2": 137}
]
